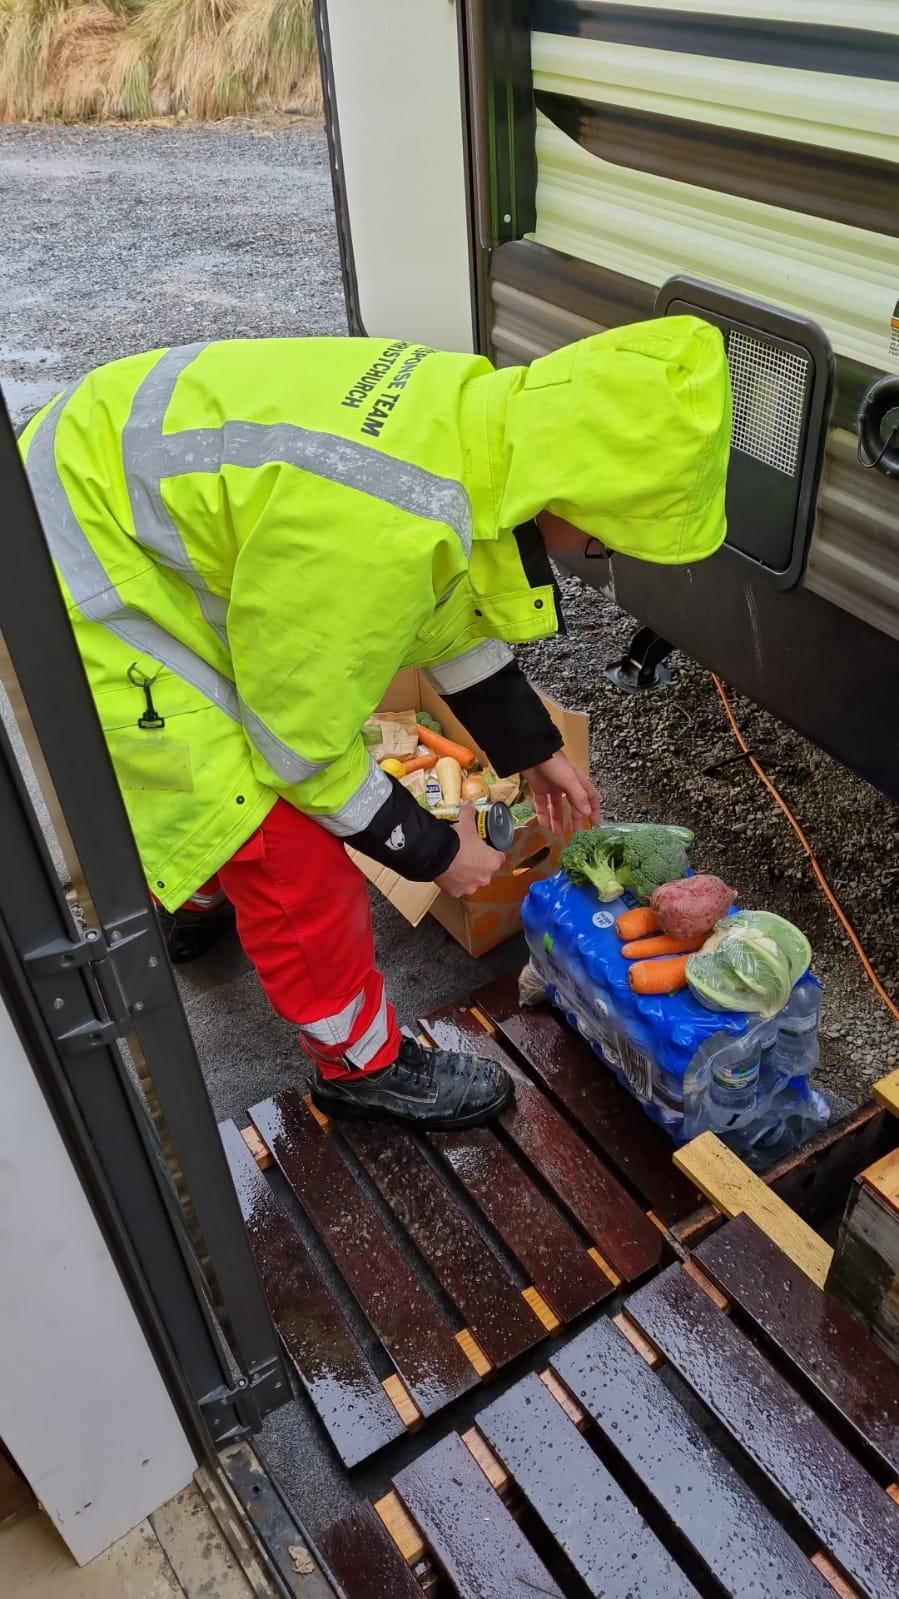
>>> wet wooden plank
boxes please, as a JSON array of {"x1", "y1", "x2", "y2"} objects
[
  {"x1": 219, "y1": 1121, "x2": 405, "y2": 1468},
  {"x1": 696, "y1": 1213, "x2": 899, "y2": 1478},
  {"x1": 627, "y1": 1266, "x2": 899, "y2": 1599},
  {"x1": 240, "y1": 1124, "x2": 273, "y2": 1170},
  {"x1": 475, "y1": 975, "x2": 703, "y2": 1225},
  {"x1": 864, "y1": 1148, "x2": 899, "y2": 1211},
  {"x1": 430, "y1": 1124, "x2": 613, "y2": 1324},
  {"x1": 393, "y1": 1431, "x2": 564, "y2": 1599},
  {"x1": 341, "y1": 1120, "x2": 544, "y2": 1369},
  {"x1": 672, "y1": 1103, "x2": 894, "y2": 1250},
  {"x1": 873, "y1": 1070, "x2": 899, "y2": 1119},
  {"x1": 422, "y1": 1002, "x2": 662, "y2": 1280},
  {"x1": 249, "y1": 1093, "x2": 477, "y2": 1418},
  {"x1": 318, "y1": 1504, "x2": 424, "y2": 1598},
  {"x1": 674, "y1": 1131, "x2": 833, "y2": 1286},
  {"x1": 827, "y1": 1172, "x2": 899, "y2": 1369},
  {"x1": 478, "y1": 1372, "x2": 699, "y2": 1597},
  {"x1": 552, "y1": 1317, "x2": 834, "y2": 1599},
  {"x1": 373, "y1": 1492, "x2": 425, "y2": 1566}
]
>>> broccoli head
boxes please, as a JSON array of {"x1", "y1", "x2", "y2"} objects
[
  {"x1": 560, "y1": 827, "x2": 628, "y2": 900},
  {"x1": 560, "y1": 823, "x2": 689, "y2": 903},
  {"x1": 511, "y1": 798, "x2": 537, "y2": 825}
]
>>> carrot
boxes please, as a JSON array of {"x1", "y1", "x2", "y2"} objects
[
  {"x1": 621, "y1": 934, "x2": 706, "y2": 960},
  {"x1": 616, "y1": 907, "x2": 660, "y2": 941},
  {"x1": 628, "y1": 955, "x2": 690, "y2": 995},
  {"x1": 415, "y1": 724, "x2": 476, "y2": 769},
  {"x1": 402, "y1": 753, "x2": 438, "y2": 774}
]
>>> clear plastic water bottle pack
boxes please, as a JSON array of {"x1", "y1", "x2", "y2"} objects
[{"x1": 521, "y1": 867, "x2": 830, "y2": 1167}]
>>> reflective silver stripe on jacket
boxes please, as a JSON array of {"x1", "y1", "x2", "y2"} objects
[
  {"x1": 120, "y1": 346, "x2": 326, "y2": 785},
  {"x1": 300, "y1": 988, "x2": 367, "y2": 1047},
  {"x1": 149, "y1": 426, "x2": 472, "y2": 558},
  {"x1": 25, "y1": 386, "x2": 245, "y2": 724},
  {"x1": 122, "y1": 345, "x2": 474, "y2": 778},
  {"x1": 122, "y1": 342, "x2": 229, "y2": 643},
  {"x1": 123, "y1": 343, "x2": 474, "y2": 559},
  {"x1": 27, "y1": 372, "x2": 327, "y2": 787},
  {"x1": 26, "y1": 350, "x2": 449, "y2": 826},
  {"x1": 343, "y1": 993, "x2": 392, "y2": 1071},
  {"x1": 425, "y1": 638, "x2": 514, "y2": 695},
  {"x1": 317, "y1": 759, "x2": 392, "y2": 838}
]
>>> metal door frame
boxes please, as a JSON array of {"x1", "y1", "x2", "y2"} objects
[{"x1": 0, "y1": 388, "x2": 289, "y2": 1451}]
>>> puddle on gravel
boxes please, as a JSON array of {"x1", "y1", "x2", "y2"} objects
[
  {"x1": 0, "y1": 346, "x2": 66, "y2": 420},
  {"x1": 1, "y1": 374, "x2": 62, "y2": 416},
  {"x1": 0, "y1": 344, "x2": 62, "y2": 363}
]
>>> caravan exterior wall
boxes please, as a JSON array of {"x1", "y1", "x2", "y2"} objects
[
  {"x1": 490, "y1": 2, "x2": 899, "y2": 797},
  {"x1": 315, "y1": 0, "x2": 899, "y2": 796}
]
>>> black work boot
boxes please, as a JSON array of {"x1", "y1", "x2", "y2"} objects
[
  {"x1": 310, "y1": 1036, "x2": 513, "y2": 1131},
  {"x1": 156, "y1": 901, "x2": 235, "y2": 964}
]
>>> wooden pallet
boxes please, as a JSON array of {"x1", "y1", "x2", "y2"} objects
[
  {"x1": 227, "y1": 989, "x2": 898, "y2": 1469},
  {"x1": 322, "y1": 1211, "x2": 899, "y2": 1599},
  {"x1": 222, "y1": 993, "x2": 687, "y2": 1467},
  {"x1": 221, "y1": 1033, "x2": 642, "y2": 1462}
]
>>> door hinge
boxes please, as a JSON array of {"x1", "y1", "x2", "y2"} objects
[
  {"x1": 200, "y1": 1355, "x2": 289, "y2": 1443},
  {"x1": 26, "y1": 914, "x2": 159, "y2": 1052}
]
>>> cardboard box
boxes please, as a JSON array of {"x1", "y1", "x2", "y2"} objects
[{"x1": 347, "y1": 668, "x2": 590, "y2": 957}]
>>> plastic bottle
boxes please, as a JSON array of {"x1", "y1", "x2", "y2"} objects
[
  {"x1": 683, "y1": 1024, "x2": 769, "y2": 1139},
  {"x1": 766, "y1": 978, "x2": 821, "y2": 1079},
  {"x1": 706, "y1": 1048, "x2": 762, "y2": 1127}
]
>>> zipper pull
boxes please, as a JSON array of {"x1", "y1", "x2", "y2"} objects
[{"x1": 128, "y1": 663, "x2": 165, "y2": 730}]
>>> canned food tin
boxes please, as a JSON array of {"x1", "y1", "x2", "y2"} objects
[{"x1": 475, "y1": 801, "x2": 515, "y2": 852}]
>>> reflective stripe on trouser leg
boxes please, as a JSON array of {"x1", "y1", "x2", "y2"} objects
[
  {"x1": 214, "y1": 798, "x2": 401, "y2": 1080},
  {"x1": 298, "y1": 972, "x2": 397, "y2": 1079},
  {"x1": 180, "y1": 874, "x2": 227, "y2": 912}
]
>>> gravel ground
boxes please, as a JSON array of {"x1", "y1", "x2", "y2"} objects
[
  {"x1": 2, "y1": 118, "x2": 897, "y2": 1538},
  {"x1": 0, "y1": 116, "x2": 345, "y2": 415}
]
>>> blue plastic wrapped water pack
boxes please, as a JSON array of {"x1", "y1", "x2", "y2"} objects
[{"x1": 521, "y1": 872, "x2": 830, "y2": 1166}]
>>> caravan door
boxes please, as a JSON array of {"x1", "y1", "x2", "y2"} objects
[{"x1": 315, "y1": 0, "x2": 476, "y2": 351}]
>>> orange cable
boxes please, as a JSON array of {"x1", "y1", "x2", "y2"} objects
[{"x1": 710, "y1": 673, "x2": 899, "y2": 1025}]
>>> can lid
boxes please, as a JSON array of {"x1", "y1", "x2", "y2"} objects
[{"x1": 486, "y1": 801, "x2": 515, "y2": 852}]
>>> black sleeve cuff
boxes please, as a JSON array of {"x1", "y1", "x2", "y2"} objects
[
  {"x1": 345, "y1": 776, "x2": 460, "y2": 881},
  {"x1": 442, "y1": 659, "x2": 563, "y2": 777}
]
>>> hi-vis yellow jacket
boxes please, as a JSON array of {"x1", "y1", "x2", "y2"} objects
[{"x1": 20, "y1": 318, "x2": 731, "y2": 909}]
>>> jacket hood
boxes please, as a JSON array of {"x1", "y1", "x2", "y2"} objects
[{"x1": 493, "y1": 316, "x2": 733, "y2": 565}]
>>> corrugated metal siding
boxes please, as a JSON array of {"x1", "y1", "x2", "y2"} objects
[
  {"x1": 532, "y1": 35, "x2": 897, "y2": 159},
  {"x1": 583, "y1": 0, "x2": 896, "y2": 28},
  {"x1": 532, "y1": 115, "x2": 896, "y2": 371},
  {"x1": 809, "y1": 435, "x2": 899, "y2": 639},
  {"x1": 512, "y1": 3, "x2": 899, "y2": 638}
]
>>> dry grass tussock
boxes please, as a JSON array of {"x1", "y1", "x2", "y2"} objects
[{"x1": 0, "y1": 0, "x2": 321, "y2": 121}]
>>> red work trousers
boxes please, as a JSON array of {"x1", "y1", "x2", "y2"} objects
[{"x1": 185, "y1": 799, "x2": 402, "y2": 1080}]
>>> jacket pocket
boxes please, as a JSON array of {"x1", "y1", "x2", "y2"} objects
[
  {"x1": 107, "y1": 732, "x2": 194, "y2": 793},
  {"x1": 470, "y1": 586, "x2": 558, "y2": 641}
]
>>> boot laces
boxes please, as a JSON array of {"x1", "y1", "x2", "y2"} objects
[{"x1": 395, "y1": 1038, "x2": 438, "y2": 1090}]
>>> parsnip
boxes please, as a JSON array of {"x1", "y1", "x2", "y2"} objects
[{"x1": 435, "y1": 756, "x2": 463, "y2": 806}]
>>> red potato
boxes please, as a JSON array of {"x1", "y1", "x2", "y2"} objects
[{"x1": 650, "y1": 875, "x2": 736, "y2": 942}]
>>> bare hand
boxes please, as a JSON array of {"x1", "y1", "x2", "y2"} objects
[
  {"x1": 434, "y1": 804, "x2": 505, "y2": 898},
  {"x1": 522, "y1": 753, "x2": 601, "y2": 836}
]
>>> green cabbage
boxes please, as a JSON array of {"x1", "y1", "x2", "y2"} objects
[
  {"x1": 732, "y1": 912, "x2": 811, "y2": 984},
  {"x1": 686, "y1": 911, "x2": 811, "y2": 1017}
]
